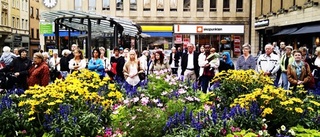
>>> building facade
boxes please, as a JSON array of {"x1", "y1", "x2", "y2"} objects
[
  {"x1": 0, "y1": 0, "x2": 29, "y2": 52},
  {"x1": 252, "y1": 0, "x2": 320, "y2": 55},
  {"x1": 39, "y1": 0, "x2": 250, "y2": 57},
  {"x1": 30, "y1": 0, "x2": 40, "y2": 56}
]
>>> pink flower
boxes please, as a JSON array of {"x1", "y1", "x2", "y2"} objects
[
  {"x1": 132, "y1": 97, "x2": 139, "y2": 103},
  {"x1": 140, "y1": 97, "x2": 149, "y2": 105},
  {"x1": 220, "y1": 128, "x2": 227, "y2": 136},
  {"x1": 204, "y1": 104, "x2": 210, "y2": 112},
  {"x1": 178, "y1": 89, "x2": 187, "y2": 94},
  {"x1": 123, "y1": 99, "x2": 130, "y2": 105},
  {"x1": 231, "y1": 126, "x2": 236, "y2": 132},
  {"x1": 21, "y1": 130, "x2": 27, "y2": 134}
]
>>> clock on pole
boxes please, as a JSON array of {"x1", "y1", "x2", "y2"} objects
[{"x1": 43, "y1": 0, "x2": 57, "y2": 8}]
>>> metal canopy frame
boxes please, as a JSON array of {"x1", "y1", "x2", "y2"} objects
[{"x1": 40, "y1": 10, "x2": 142, "y2": 58}]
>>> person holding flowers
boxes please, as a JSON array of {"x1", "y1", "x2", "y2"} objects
[
  {"x1": 88, "y1": 48, "x2": 105, "y2": 79},
  {"x1": 150, "y1": 50, "x2": 171, "y2": 75},
  {"x1": 68, "y1": 49, "x2": 86, "y2": 73},
  {"x1": 287, "y1": 50, "x2": 311, "y2": 90}
]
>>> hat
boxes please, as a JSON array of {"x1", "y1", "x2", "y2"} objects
[
  {"x1": 119, "y1": 47, "x2": 123, "y2": 50},
  {"x1": 53, "y1": 50, "x2": 58, "y2": 54},
  {"x1": 285, "y1": 46, "x2": 293, "y2": 50}
]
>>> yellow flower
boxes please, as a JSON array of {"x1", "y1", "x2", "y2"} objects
[
  {"x1": 28, "y1": 110, "x2": 35, "y2": 116},
  {"x1": 310, "y1": 100, "x2": 320, "y2": 106},
  {"x1": 18, "y1": 101, "x2": 25, "y2": 107},
  {"x1": 55, "y1": 99, "x2": 63, "y2": 103},
  {"x1": 307, "y1": 107, "x2": 314, "y2": 112},
  {"x1": 261, "y1": 108, "x2": 273, "y2": 117},
  {"x1": 47, "y1": 102, "x2": 56, "y2": 106},
  {"x1": 101, "y1": 100, "x2": 113, "y2": 108},
  {"x1": 69, "y1": 95, "x2": 79, "y2": 100},
  {"x1": 28, "y1": 117, "x2": 36, "y2": 121},
  {"x1": 44, "y1": 109, "x2": 51, "y2": 114},
  {"x1": 295, "y1": 107, "x2": 303, "y2": 113}
]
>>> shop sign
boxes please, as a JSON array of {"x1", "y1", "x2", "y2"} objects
[
  {"x1": 174, "y1": 25, "x2": 244, "y2": 34},
  {"x1": 233, "y1": 36, "x2": 241, "y2": 54},
  {"x1": 175, "y1": 34, "x2": 182, "y2": 44},
  {"x1": 40, "y1": 22, "x2": 53, "y2": 34},
  {"x1": 254, "y1": 19, "x2": 269, "y2": 28}
]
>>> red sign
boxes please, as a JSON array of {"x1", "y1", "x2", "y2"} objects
[
  {"x1": 233, "y1": 36, "x2": 241, "y2": 54},
  {"x1": 183, "y1": 38, "x2": 190, "y2": 44},
  {"x1": 175, "y1": 34, "x2": 182, "y2": 44}
]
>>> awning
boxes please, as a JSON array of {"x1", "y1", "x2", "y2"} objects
[
  {"x1": 143, "y1": 32, "x2": 172, "y2": 37},
  {"x1": 141, "y1": 25, "x2": 173, "y2": 32},
  {"x1": 273, "y1": 27, "x2": 297, "y2": 36},
  {"x1": 43, "y1": 31, "x2": 81, "y2": 37},
  {"x1": 290, "y1": 25, "x2": 320, "y2": 35}
]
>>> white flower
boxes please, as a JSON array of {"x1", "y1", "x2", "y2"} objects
[
  {"x1": 140, "y1": 94, "x2": 145, "y2": 97},
  {"x1": 133, "y1": 97, "x2": 139, "y2": 103},
  {"x1": 137, "y1": 108, "x2": 142, "y2": 112},
  {"x1": 204, "y1": 104, "x2": 210, "y2": 112},
  {"x1": 281, "y1": 125, "x2": 286, "y2": 131},
  {"x1": 112, "y1": 110, "x2": 119, "y2": 114},
  {"x1": 132, "y1": 115, "x2": 137, "y2": 120},
  {"x1": 185, "y1": 96, "x2": 194, "y2": 101},
  {"x1": 157, "y1": 103, "x2": 163, "y2": 107},
  {"x1": 288, "y1": 129, "x2": 295, "y2": 136},
  {"x1": 126, "y1": 122, "x2": 130, "y2": 127},
  {"x1": 123, "y1": 99, "x2": 130, "y2": 104},
  {"x1": 156, "y1": 76, "x2": 161, "y2": 79},
  {"x1": 152, "y1": 99, "x2": 159, "y2": 103},
  {"x1": 161, "y1": 91, "x2": 168, "y2": 95},
  {"x1": 194, "y1": 97, "x2": 200, "y2": 102},
  {"x1": 263, "y1": 123, "x2": 268, "y2": 129},
  {"x1": 262, "y1": 118, "x2": 266, "y2": 122},
  {"x1": 140, "y1": 97, "x2": 149, "y2": 105},
  {"x1": 258, "y1": 130, "x2": 263, "y2": 136},
  {"x1": 178, "y1": 89, "x2": 187, "y2": 94}
]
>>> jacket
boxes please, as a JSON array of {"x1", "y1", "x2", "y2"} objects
[
  {"x1": 88, "y1": 58, "x2": 105, "y2": 77},
  {"x1": 27, "y1": 62, "x2": 50, "y2": 87},
  {"x1": 280, "y1": 54, "x2": 294, "y2": 72},
  {"x1": 287, "y1": 62, "x2": 311, "y2": 86},
  {"x1": 181, "y1": 52, "x2": 200, "y2": 78},
  {"x1": 256, "y1": 53, "x2": 280, "y2": 78}
]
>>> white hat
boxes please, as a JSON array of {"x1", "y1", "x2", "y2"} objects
[{"x1": 285, "y1": 46, "x2": 293, "y2": 50}]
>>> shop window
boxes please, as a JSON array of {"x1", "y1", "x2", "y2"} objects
[
  {"x1": 116, "y1": 0, "x2": 123, "y2": 10},
  {"x1": 210, "y1": 0, "x2": 216, "y2": 11},
  {"x1": 223, "y1": 0, "x2": 230, "y2": 12},
  {"x1": 236, "y1": 0, "x2": 243, "y2": 12},
  {"x1": 170, "y1": 0, "x2": 177, "y2": 11},
  {"x1": 197, "y1": 0, "x2": 204, "y2": 11},
  {"x1": 183, "y1": 0, "x2": 190, "y2": 11},
  {"x1": 143, "y1": 0, "x2": 150, "y2": 11},
  {"x1": 157, "y1": 0, "x2": 164, "y2": 11},
  {"x1": 89, "y1": 0, "x2": 96, "y2": 11},
  {"x1": 102, "y1": 0, "x2": 110, "y2": 10},
  {"x1": 130, "y1": 0, "x2": 137, "y2": 11},
  {"x1": 74, "y1": 0, "x2": 82, "y2": 11}
]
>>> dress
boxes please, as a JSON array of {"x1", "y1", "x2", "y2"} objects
[{"x1": 126, "y1": 64, "x2": 140, "y2": 86}]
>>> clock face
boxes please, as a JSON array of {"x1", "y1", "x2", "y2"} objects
[{"x1": 43, "y1": 0, "x2": 57, "y2": 8}]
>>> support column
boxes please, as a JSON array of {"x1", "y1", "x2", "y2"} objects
[
  {"x1": 68, "y1": 27, "x2": 71, "y2": 49},
  {"x1": 87, "y1": 19, "x2": 92, "y2": 59},
  {"x1": 113, "y1": 24, "x2": 118, "y2": 49},
  {"x1": 55, "y1": 20, "x2": 60, "y2": 53}
]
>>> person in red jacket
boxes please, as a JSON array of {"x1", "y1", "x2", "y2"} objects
[{"x1": 27, "y1": 52, "x2": 50, "y2": 88}]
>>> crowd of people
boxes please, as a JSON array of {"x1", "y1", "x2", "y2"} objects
[{"x1": 0, "y1": 41, "x2": 318, "y2": 92}]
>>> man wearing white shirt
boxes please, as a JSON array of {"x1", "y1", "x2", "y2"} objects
[{"x1": 257, "y1": 44, "x2": 280, "y2": 85}]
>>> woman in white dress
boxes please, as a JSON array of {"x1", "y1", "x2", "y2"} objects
[{"x1": 123, "y1": 50, "x2": 144, "y2": 88}]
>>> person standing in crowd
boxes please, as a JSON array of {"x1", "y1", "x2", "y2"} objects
[
  {"x1": 42, "y1": 52, "x2": 51, "y2": 66},
  {"x1": 49, "y1": 51, "x2": 61, "y2": 81},
  {"x1": 256, "y1": 43, "x2": 280, "y2": 85},
  {"x1": 60, "y1": 49, "x2": 71, "y2": 79},
  {"x1": 169, "y1": 47, "x2": 179, "y2": 75},
  {"x1": 99, "y1": 47, "x2": 111, "y2": 77},
  {"x1": 279, "y1": 42, "x2": 286, "y2": 56},
  {"x1": 123, "y1": 50, "x2": 144, "y2": 87},
  {"x1": 280, "y1": 46, "x2": 294, "y2": 90},
  {"x1": 68, "y1": 44, "x2": 78, "y2": 60},
  {"x1": 313, "y1": 47, "x2": 320, "y2": 85},
  {"x1": 287, "y1": 50, "x2": 311, "y2": 90},
  {"x1": 0, "y1": 46, "x2": 16, "y2": 67},
  {"x1": 181, "y1": 43, "x2": 199, "y2": 82},
  {"x1": 68, "y1": 49, "x2": 86, "y2": 73},
  {"x1": 27, "y1": 52, "x2": 50, "y2": 87},
  {"x1": 150, "y1": 50, "x2": 171, "y2": 75},
  {"x1": 139, "y1": 50, "x2": 149, "y2": 75},
  {"x1": 0, "y1": 48, "x2": 32, "y2": 90},
  {"x1": 198, "y1": 44, "x2": 216, "y2": 92},
  {"x1": 236, "y1": 43, "x2": 256, "y2": 70},
  {"x1": 109, "y1": 47, "x2": 125, "y2": 82},
  {"x1": 13, "y1": 48, "x2": 19, "y2": 57},
  {"x1": 219, "y1": 52, "x2": 234, "y2": 72},
  {"x1": 147, "y1": 52, "x2": 155, "y2": 75},
  {"x1": 299, "y1": 47, "x2": 313, "y2": 70},
  {"x1": 199, "y1": 45, "x2": 205, "y2": 54},
  {"x1": 88, "y1": 49, "x2": 105, "y2": 79}
]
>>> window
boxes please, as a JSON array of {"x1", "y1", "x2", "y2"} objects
[
  {"x1": 12, "y1": 17, "x2": 15, "y2": 28},
  {"x1": 12, "y1": 0, "x2": 15, "y2": 8},
  {"x1": 116, "y1": 0, "x2": 123, "y2": 10},
  {"x1": 25, "y1": 0, "x2": 28, "y2": 11},
  {"x1": 223, "y1": 0, "x2": 230, "y2": 12},
  {"x1": 31, "y1": 28, "x2": 34, "y2": 38},
  {"x1": 16, "y1": 0, "x2": 19, "y2": 8},
  {"x1": 210, "y1": 0, "x2": 216, "y2": 11},
  {"x1": 30, "y1": 7, "x2": 33, "y2": 17},
  {"x1": 157, "y1": 0, "x2": 164, "y2": 11},
  {"x1": 36, "y1": 29, "x2": 39, "y2": 39},
  {"x1": 17, "y1": 18, "x2": 19, "y2": 29},
  {"x1": 36, "y1": 9, "x2": 39, "y2": 19},
  {"x1": 102, "y1": 0, "x2": 110, "y2": 10},
  {"x1": 143, "y1": 0, "x2": 150, "y2": 11},
  {"x1": 130, "y1": 0, "x2": 137, "y2": 11},
  {"x1": 197, "y1": 0, "x2": 204, "y2": 11},
  {"x1": 1, "y1": 12, "x2": 4, "y2": 25},
  {"x1": 22, "y1": 19, "x2": 24, "y2": 29},
  {"x1": 4, "y1": 12, "x2": 7, "y2": 25},
  {"x1": 25, "y1": 20, "x2": 28, "y2": 30},
  {"x1": 170, "y1": 0, "x2": 177, "y2": 11},
  {"x1": 236, "y1": 0, "x2": 243, "y2": 12},
  {"x1": 183, "y1": 0, "x2": 190, "y2": 11},
  {"x1": 74, "y1": 0, "x2": 82, "y2": 10},
  {"x1": 89, "y1": 0, "x2": 96, "y2": 11}
]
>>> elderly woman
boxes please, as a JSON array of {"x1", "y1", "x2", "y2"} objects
[
  {"x1": 0, "y1": 48, "x2": 32, "y2": 90},
  {"x1": 150, "y1": 50, "x2": 171, "y2": 75},
  {"x1": 69, "y1": 49, "x2": 86, "y2": 73},
  {"x1": 236, "y1": 43, "x2": 256, "y2": 70},
  {"x1": 287, "y1": 50, "x2": 311, "y2": 90},
  {"x1": 0, "y1": 46, "x2": 16, "y2": 67},
  {"x1": 123, "y1": 50, "x2": 144, "y2": 87},
  {"x1": 27, "y1": 52, "x2": 50, "y2": 87},
  {"x1": 88, "y1": 48, "x2": 105, "y2": 79}
]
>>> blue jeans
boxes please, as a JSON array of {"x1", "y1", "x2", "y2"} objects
[
  {"x1": 281, "y1": 72, "x2": 289, "y2": 90},
  {"x1": 201, "y1": 75, "x2": 213, "y2": 93}
]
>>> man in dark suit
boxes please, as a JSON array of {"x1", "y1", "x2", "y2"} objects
[
  {"x1": 181, "y1": 43, "x2": 199, "y2": 82},
  {"x1": 169, "y1": 47, "x2": 180, "y2": 75}
]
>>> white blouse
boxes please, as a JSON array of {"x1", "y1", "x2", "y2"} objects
[{"x1": 68, "y1": 59, "x2": 87, "y2": 72}]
